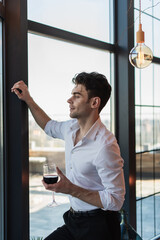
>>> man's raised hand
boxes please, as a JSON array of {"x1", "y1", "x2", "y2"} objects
[{"x1": 11, "y1": 80, "x2": 32, "y2": 103}]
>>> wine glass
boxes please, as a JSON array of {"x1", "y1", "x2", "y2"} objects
[{"x1": 43, "y1": 163, "x2": 58, "y2": 207}]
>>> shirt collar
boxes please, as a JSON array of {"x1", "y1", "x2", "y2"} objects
[
  {"x1": 84, "y1": 117, "x2": 102, "y2": 141},
  {"x1": 70, "y1": 117, "x2": 102, "y2": 142}
]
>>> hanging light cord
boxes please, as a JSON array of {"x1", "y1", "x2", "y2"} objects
[
  {"x1": 115, "y1": 0, "x2": 160, "y2": 46},
  {"x1": 139, "y1": 0, "x2": 141, "y2": 25}
]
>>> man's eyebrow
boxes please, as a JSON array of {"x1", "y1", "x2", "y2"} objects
[{"x1": 71, "y1": 92, "x2": 82, "y2": 96}]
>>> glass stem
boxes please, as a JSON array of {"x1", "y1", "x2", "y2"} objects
[{"x1": 52, "y1": 192, "x2": 56, "y2": 203}]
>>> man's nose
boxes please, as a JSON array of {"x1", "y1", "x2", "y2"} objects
[{"x1": 67, "y1": 97, "x2": 72, "y2": 103}]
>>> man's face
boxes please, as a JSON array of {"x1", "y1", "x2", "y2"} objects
[{"x1": 67, "y1": 84, "x2": 92, "y2": 119}]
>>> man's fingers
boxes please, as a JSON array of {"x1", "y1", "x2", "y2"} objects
[
  {"x1": 11, "y1": 80, "x2": 25, "y2": 91},
  {"x1": 56, "y1": 167, "x2": 63, "y2": 176},
  {"x1": 42, "y1": 179, "x2": 57, "y2": 190},
  {"x1": 12, "y1": 89, "x2": 22, "y2": 98},
  {"x1": 42, "y1": 180, "x2": 49, "y2": 189},
  {"x1": 11, "y1": 84, "x2": 22, "y2": 91},
  {"x1": 42, "y1": 179, "x2": 50, "y2": 189}
]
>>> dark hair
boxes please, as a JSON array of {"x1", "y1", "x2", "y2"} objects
[{"x1": 72, "y1": 72, "x2": 111, "y2": 113}]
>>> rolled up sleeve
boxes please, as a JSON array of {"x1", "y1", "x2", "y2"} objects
[
  {"x1": 95, "y1": 142, "x2": 125, "y2": 211},
  {"x1": 44, "y1": 119, "x2": 70, "y2": 140}
]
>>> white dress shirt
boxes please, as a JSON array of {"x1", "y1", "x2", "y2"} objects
[{"x1": 44, "y1": 117, "x2": 125, "y2": 211}]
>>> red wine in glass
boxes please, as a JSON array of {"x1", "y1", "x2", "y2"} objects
[
  {"x1": 43, "y1": 175, "x2": 58, "y2": 184},
  {"x1": 43, "y1": 163, "x2": 58, "y2": 207}
]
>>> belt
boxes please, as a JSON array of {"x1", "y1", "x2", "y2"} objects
[{"x1": 70, "y1": 207, "x2": 104, "y2": 217}]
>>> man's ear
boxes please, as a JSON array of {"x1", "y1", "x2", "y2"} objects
[{"x1": 90, "y1": 97, "x2": 101, "y2": 110}]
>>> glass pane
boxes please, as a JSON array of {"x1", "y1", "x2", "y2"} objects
[
  {"x1": 142, "y1": 152, "x2": 154, "y2": 197},
  {"x1": 153, "y1": 18, "x2": 160, "y2": 58},
  {"x1": 136, "y1": 153, "x2": 141, "y2": 197},
  {"x1": 154, "y1": 64, "x2": 160, "y2": 106},
  {"x1": 137, "y1": 196, "x2": 155, "y2": 240},
  {"x1": 142, "y1": 196, "x2": 155, "y2": 240},
  {"x1": 136, "y1": 152, "x2": 154, "y2": 199},
  {"x1": 134, "y1": 43, "x2": 153, "y2": 107},
  {"x1": 136, "y1": 153, "x2": 158, "y2": 218},
  {"x1": 141, "y1": 65, "x2": 153, "y2": 106},
  {"x1": 134, "y1": 0, "x2": 153, "y2": 15},
  {"x1": 155, "y1": 193, "x2": 160, "y2": 235},
  {"x1": 153, "y1": 0, "x2": 160, "y2": 19},
  {"x1": 141, "y1": 107, "x2": 153, "y2": 151},
  {"x1": 0, "y1": 20, "x2": 3, "y2": 240},
  {"x1": 28, "y1": 33, "x2": 112, "y2": 239},
  {"x1": 136, "y1": 200, "x2": 142, "y2": 237},
  {"x1": 135, "y1": 106, "x2": 141, "y2": 152},
  {"x1": 135, "y1": 69, "x2": 141, "y2": 106},
  {"x1": 155, "y1": 151, "x2": 160, "y2": 236},
  {"x1": 135, "y1": 1, "x2": 160, "y2": 58},
  {"x1": 154, "y1": 107, "x2": 160, "y2": 149},
  {"x1": 28, "y1": 0, "x2": 113, "y2": 43},
  {"x1": 155, "y1": 151, "x2": 160, "y2": 192}
]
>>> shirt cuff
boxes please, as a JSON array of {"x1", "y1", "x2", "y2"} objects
[
  {"x1": 98, "y1": 189, "x2": 124, "y2": 211},
  {"x1": 44, "y1": 119, "x2": 53, "y2": 135}
]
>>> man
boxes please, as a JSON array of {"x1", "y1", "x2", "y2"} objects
[{"x1": 11, "y1": 72, "x2": 125, "y2": 240}]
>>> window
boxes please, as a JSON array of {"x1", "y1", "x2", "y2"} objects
[
  {"x1": 135, "y1": 1, "x2": 160, "y2": 238},
  {"x1": 28, "y1": 33, "x2": 113, "y2": 238},
  {"x1": 2, "y1": 0, "x2": 143, "y2": 238},
  {"x1": 28, "y1": 0, "x2": 114, "y2": 43},
  {"x1": 135, "y1": 64, "x2": 160, "y2": 239}
]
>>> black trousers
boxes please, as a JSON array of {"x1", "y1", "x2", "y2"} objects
[{"x1": 44, "y1": 209, "x2": 121, "y2": 240}]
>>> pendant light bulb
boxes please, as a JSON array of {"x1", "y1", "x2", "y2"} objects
[{"x1": 129, "y1": 24, "x2": 153, "y2": 69}]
